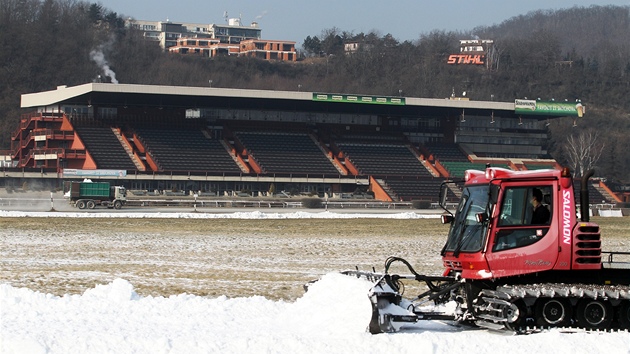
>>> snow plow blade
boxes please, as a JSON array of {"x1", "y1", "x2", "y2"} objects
[
  {"x1": 339, "y1": 270, "x2": 419, "y2": 333},
  {"x1": 366, "y1": 273, "x2": 419, "y2": 334},
  {"x1": 342, "y1": 259, "x2": 461, "y2": 334}
]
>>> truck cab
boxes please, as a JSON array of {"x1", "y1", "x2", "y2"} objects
[
  {"x1": 113, "y1": 186, "x2": 127, "y2": 202},
  {"x1": 440, "y1": 167, "x2": 601, "y2": 280}
]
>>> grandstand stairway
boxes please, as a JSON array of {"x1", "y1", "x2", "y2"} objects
[
  {"x1": 309, "y1": 134, "x2": 348, "y2": 175},
  {"x1": 374, "y1": 178, "x2": 397, "y2": 201},
  {"x1": 112, "y1": 128, "x2": 145, "y2": 171},
  {"x1": 572, "y1": 180, "x2": 618, "y2": 205},
  {"x1": 219, "y1": 138, "x2": 250, "y2": 173},
  {"x1": 592, "y1": 183, "x2": 619, "y2": 204}
]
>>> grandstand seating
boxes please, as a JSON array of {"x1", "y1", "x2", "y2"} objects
[
  {"x1": 74, "y1": 126, "x2": 136, "y2": 170},
  {"x1": 383, "y1": 177, "x2": 454, "y2": 202},
  {"x1": 573, "y1": 180, "x2": 615, "y2": 205},
  {"x1": 234, "y1": 132, "x2": 338, "y2": 175},
  {"x1": 424, "y1": 142, "x2": 469, "y2": 162},
  {"x1": 334, "y1": 141, "x2": 441, "y2": 200},
  {"x1": 336, "y1": 143, "x2": 433, "y2": 177},
  {"x1": 440, "y1": 161, "x2": 511, "y2": 178},
  {"x1": 135, "y1": 128, "x2": 241, "y2": 173},
  {"x1": 6, "y1": 111, "x2": 621, "y2": 204}
]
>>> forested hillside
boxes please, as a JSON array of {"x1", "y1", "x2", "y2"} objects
[{"x1": 1, "y1": 1, "x2": 628, "y2": 183}]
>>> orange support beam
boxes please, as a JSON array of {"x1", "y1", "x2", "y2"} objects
[
  {"x1": 331, "y1": 155, "x2": 348, "y2": 175},
  {"x1": 247, "y1": 155, "x2": 263, "y2": 174},
  {"x1": 422, "y1": 160, "x2": 441, "y2": 177},
  {"x1": 343, "y1": 158, "x2": 360, "y2": 175},
  {"x1": 235, "y1": 153, "x2": 251, "y2": 173},
  {"x1": 370, "y1": 176, "x2": 393, "y2": 202},
  {"x1": 599, "y1": 181, "x2": 622, "y2": 203},
  {"x1": 132, "y1": 133, "x2": 146, "y2": 153},
  {"x1": 145, "y1": 153, "x2": 159, "y2": 171},
  {"x1": 434, "y1": 160, "x2": 450, "y2": 177}
]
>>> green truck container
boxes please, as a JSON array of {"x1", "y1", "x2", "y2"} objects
[
  {"x1": 66, "y1": 181, "x2": 127, "y2": 209},
  {"x1": 74, "y1": 182, "x2": 111, "y2": 198}
]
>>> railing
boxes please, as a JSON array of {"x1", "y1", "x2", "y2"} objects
[
  {"x1": 0, "y1": 149, "x2": 14, "y2": 156},
  {"x1": 13, "y1": 112, "x2": 65, "y2": 139},
  {"x1": 0, "y1": 193, "x2": 447, "y2": 212},
  {"x1": 129, "y1": 170, "x2": 354, "y2": 180},
  {"x1": 22, "y1": 129, "x2": 74, "y2": 147},
  {"x1": 602, "y1": 251, "x2": 630, "y2": 269},
  {"x1": 20, "y1": 148, "x2": 64, "y2": 165},
  {"x1": 124, "y1": 198, "x2": 418, "y2": 210},
  {"x1": 63, "y1": 149, "x2": 87, "y2": 158}
]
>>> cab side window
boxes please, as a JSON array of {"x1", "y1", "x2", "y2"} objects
[
  {"x1": 498, "y1": 187, "x2": 528, "y2": 226},
  {"x1": 494, "y1": 186, "x2": 552, "y2": 251}
]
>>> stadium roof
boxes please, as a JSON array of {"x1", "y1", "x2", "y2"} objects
[{"x1": 21, "y1": 83, "x2": 523, "y2": 118}]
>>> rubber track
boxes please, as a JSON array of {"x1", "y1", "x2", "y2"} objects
[{"x1": 474, "y1": 283, "x2": 630, "y2": 332}]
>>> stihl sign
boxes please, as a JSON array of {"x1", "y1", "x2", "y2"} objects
[{"x1": 447, "y1": 54, "x2": 485, "y2": 65}]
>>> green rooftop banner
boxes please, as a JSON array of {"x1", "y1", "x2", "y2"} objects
[
  {"x1": 515, "y1": 99, "x2": 584, "y2": 117},
  {"x1": 313, "y1": 93, "x2": 405, "y2": 105}
]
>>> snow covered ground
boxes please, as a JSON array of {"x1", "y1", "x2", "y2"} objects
[
  {"x1": 1, "y1": 210, "x2": 629, "y2": 353},
  {"x1": 2, "y1": 273, "x2": 629, "y2": 354}
]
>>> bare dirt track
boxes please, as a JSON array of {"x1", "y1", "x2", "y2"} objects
[
  {"x1": 0, "y1": 217, "x2": 447, "y2": 301},
  {"x1": 1, "y1": 217, "x2": 628, "y2": 301}
]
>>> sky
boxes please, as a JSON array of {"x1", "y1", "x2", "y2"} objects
[
  {"x1": 95, "y1": 0, "x2": 630, "y2": 45},
  {"x1": 2, "y1": 210, "x2": 629, "y2": 354}
]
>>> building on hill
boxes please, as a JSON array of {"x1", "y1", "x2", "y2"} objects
[
  {"x1": 238, "y1": 39, "x2": 297, "y2": 61},
  {"x1": 169, "y1": 37, "x2": 297, "y2": 61},
  {"x1": 168, "y1": 38, "x2": 235, "y2": 57},
  {"x1": 128, "y1": 18, "x2": 295, "y2": 61},
  {"x1": 126, "y1": 18, "x2": 262, "y2": 50}
]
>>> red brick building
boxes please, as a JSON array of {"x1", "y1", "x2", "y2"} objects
[{"x1": 169, "y1": 37, "x2": 296, "y2": 61}]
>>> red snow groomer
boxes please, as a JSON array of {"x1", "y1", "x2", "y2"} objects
[{"x1": 353, "y1": 167, "x2": 630, "y2": 333}]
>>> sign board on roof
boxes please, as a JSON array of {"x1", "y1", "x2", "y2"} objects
[{"x1": 515, "y1": 99, "x2": 584, "y2": 117}]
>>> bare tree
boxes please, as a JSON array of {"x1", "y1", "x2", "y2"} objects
[{"x1": 562, "y1": 130, "x2": 605, "y2": 177}]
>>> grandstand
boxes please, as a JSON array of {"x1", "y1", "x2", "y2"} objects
[{"x1": 0, "y1": 83, "x2": 620, "y2": 204}]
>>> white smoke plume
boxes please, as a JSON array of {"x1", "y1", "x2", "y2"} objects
[
  {"x1": 255, "y1": 10, "x2": 268, "y2": 20},
  {"x1": 90, "y1": 48, "x2": 119, "y2": 84}
]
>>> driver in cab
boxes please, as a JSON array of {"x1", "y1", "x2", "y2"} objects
[{"x1": 530, "y1": 188, "x2": 550, "y2": 225}]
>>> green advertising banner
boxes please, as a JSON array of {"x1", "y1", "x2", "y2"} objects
[
  {"x1": 515, "y1": 99, "x2": 584, "y2": 117},
  {"x1": 312, "y1": 93, "x2": 405, "y2": 105}
]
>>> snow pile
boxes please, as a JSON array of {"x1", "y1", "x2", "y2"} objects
[{"x1": 2, "y1": 273, "x2": 629, "y2": 354}]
